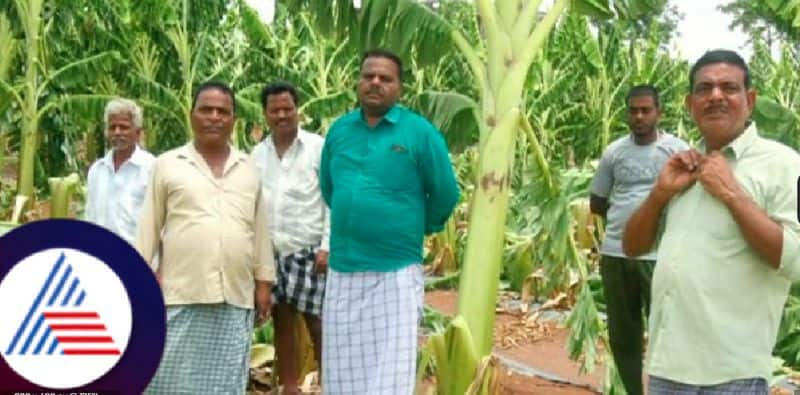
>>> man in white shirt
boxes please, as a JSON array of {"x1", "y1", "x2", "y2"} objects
[
  {"x1": 85, "y1": 98, "x2": 155, "y2": 246},
  {"x1": 250, "y1": 81, "x2": 329, "y2": 395}
]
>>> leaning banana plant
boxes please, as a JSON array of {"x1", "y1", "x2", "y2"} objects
[{"x1": 449, "y1": 0, "x2": 664, "y2": 358}]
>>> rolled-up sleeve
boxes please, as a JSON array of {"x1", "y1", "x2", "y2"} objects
[
  {"x1": 774, "y1": 157, "x2": 800, "y2": 282},
  {"x1": 779, "y1": 226, "x2": 800, "y2": 281}
]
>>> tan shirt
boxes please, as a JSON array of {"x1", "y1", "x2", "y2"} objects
[{"x1": 135, "y1": 143, "x2": 275, "y2": 309}]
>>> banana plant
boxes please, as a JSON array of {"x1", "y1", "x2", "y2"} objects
[
  {"x1": 139, "y1": 0, "x2": 216, "y2": 140},
  {"x1": 236, "y1": 5, "x2": 363, "y2": 141},
  {"x1": 750, "y1": 41, "x2": 800, "y2": 148},
  {"x1": 0, "y1": 13, "x2": 14, "y2": 173},
  {"x1": 0, "y1": 13, "x2": 15, "y2": 115},
  {"x1": 48, "y1": 173, "x2": 80, "y2": 218},
  {"x1": 1, "y1": 0, "x2": 117, "y2": 213}
]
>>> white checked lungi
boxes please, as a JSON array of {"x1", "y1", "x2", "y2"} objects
[
  {"x1": 321, "y1": 264, "x2": 424, "y2": 395},
  {"x1": 145, "y1": 303, "x2": 254, "y2": 395}
]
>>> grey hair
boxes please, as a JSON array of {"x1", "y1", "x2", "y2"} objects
[{"x1": 104, "y1": 98, "x2": 143, "y2": 130}]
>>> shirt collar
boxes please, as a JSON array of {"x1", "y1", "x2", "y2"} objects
[
  {"x1": 264, "y1": 128, "x2": 310, "y2": 151},
  {"x1": 359, "y1": 104, "x2": 402, "y2": 126},
  {"x1": 628, "y1": 129, "x2": 665, "y2": 144},
  {"x1": 179, "y1": 141, "x2": 248, "y2": 166},
  {"x1": 101, "y1": 145, "x2": 148, "y2": 169},
  {"x1": 698, "y1": 122, "x2": 758, "y2": 159}
]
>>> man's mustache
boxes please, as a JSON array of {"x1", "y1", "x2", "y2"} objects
[{"x1": 704, "y1": 105, "x2": 728, "y2": 114}]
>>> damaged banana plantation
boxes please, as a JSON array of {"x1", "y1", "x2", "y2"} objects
[{"x1": 2, "y1": 0, "x2": 800, "y2": 393}]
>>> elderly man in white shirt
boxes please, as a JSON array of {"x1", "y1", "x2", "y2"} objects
[
  {"x1": 250, "y1": 81, "x2": 329, "y2": 395},
  {"x1": 85, "y1": 98, "x2": 155, "y2": 246}
]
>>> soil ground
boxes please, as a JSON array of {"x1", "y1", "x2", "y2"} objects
[
  {"x1": 424, "y1": 290, "x2": 602, "y2": 395},
  {"x1": 423, "y1": 290, "x2": 797, "y2": 395}
]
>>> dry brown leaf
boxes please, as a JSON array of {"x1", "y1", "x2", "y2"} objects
[
  {"x1": 541, "y1": 292, "x2": 568, "y2": 310},
  {"x1": 250, "y1": 366, "x2": 273, "y2": 386}
]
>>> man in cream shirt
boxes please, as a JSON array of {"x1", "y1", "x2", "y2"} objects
[{"x1": 136, "y1": 82, "x2": 274, "y2": 395}]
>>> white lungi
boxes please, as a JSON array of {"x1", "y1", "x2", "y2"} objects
[{"x1": 322, "y1": 264, "x2": 424, "y2": 395}]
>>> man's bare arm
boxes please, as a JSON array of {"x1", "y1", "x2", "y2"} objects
[
  {"x1": 589, "y1": 194, "x2": 609, "y2": 218},
  {"x1": 622, "y1": 188, "x2": 671, "y2": 257}
]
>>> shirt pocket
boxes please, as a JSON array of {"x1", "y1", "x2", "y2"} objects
[
  {"x1": 285, "y1": 167, "x2": 319, "y2": 200},
  {"x1": 701, "y1": 194, "x2": 745, "y2": 254},
  {"x1": 375, "y1": 143, "x2": 418, "y2": 191}
]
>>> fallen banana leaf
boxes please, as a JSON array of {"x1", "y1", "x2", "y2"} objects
[
  {"x1": 425, "y1": 315, "x2": 481, "y2": 395},
  {"x1": 250, "y1": 344, "x2": 275, "y2": 368},
  {"x1": 465, "y1": 355, "x2": 500, "y2": 395}
]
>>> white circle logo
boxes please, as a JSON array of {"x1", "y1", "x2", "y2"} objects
[{"x1": 0, "y1": 248, "x2": 132, "y2": 389}]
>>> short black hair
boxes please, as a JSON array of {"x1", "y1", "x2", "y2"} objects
[
  {"x1": 360, "y1": 48, "x2": 404, "y2": 81},
  {"x1": 689, "y1": 49, "x2": 751, "y2": 91},
  {"x1": 627, "y1": 85, "x2": 660, "y2": 109},
  {"x1": 260, "y1": 81, "x2": 300, "y2": 109},
  {"x1": 192, "y1": 81, "x2": 236, "y2": 113}
]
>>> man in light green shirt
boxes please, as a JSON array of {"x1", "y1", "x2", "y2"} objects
[{"x1": 623, "y1": 50, "x2": 800, "y2": 394}]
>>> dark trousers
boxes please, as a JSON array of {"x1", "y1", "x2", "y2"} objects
[{"x1": 600, "y1": 254, "x2": 655, "y2": 395}]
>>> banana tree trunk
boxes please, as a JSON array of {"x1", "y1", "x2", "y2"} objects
[
  {"x1": 17, "y1": 119, "x2": 37, "y2": 205},
  {"x1": 455, "y1": 0, "x2": 569, "y2": 357},
  {"x1": 16, "y1": 0, "x2": 43, "y2": 209},
  {"x1": 48, "y1": 173, "x2": 80, "y2": 218},
  {"x1": 456, "y1": 108, "x2": 519, "y2": 355}
]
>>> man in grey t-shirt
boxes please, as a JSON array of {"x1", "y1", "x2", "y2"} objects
[{"x1": 589, "y1": 85, "x2": 688, "y2": 395}]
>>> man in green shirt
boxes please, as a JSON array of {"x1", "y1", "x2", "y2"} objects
[
  {"x1": 624, "y1": 50, "x2": 800, "y2": 394},
  {"x1": 319, "y1": 48, "x2": 459, "y2": 394}
]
